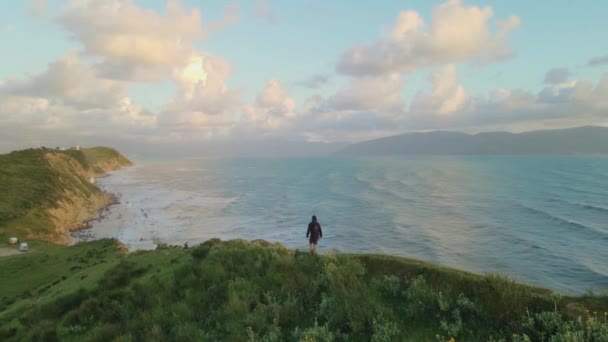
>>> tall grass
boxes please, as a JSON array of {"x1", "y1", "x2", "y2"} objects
[{"x1": 1, "y1": 239, "x2": 606, "y2": 341}]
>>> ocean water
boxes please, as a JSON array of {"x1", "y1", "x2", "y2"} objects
[{"x1": 75, "y1": 156, "x2": 608, "y2": 294}]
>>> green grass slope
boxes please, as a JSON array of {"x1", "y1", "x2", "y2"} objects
[
  {"x1": 79, "y1": 147, "x2": 133, "y2": 175},
  {"x1": 1, "y1": 239, "x2": 605, "y2": 341},
  {"x1": 0, "y1": 147, "x2": 132, "y2": 242}
]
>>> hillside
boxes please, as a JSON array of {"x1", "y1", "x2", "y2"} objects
[
  {"x1": 0, "y1": 239, "x2": 606, "y2": 341},
  {"x1": 0, "y1": 147, "x2": 132, "y2": 243},
  {"x1": 336, "y1": 126, "x2": 608, "y2": 156}
]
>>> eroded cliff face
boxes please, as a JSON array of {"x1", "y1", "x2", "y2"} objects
[
  {"x1": 36, "y1": 150, "x2": 130, "y2": 244},
  {"x1": 44, "y1": 189, "x2": 112, "y2": 244}
]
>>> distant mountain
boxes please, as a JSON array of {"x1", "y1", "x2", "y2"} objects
[{"x1": 336, "y1": 126, "x2": 608, "y2": 156}]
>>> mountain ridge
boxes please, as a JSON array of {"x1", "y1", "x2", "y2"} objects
[{"x1": 336, "y1": 126, "x2": 608, "y2": 156}]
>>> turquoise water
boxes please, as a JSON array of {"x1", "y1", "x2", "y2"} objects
[{"x1": 79, "y1": 156, "x2": 608, "y2": 294}]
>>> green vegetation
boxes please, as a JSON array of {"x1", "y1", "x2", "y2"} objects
[
  {"x1": 1, "y1": 239, "x2": 605, "y2": 341},
  {"x1": 0, "y1": 147, "x2": 131, "y2": 242},
  {"x1": 79, "y1": 147, "x2": 132, "y2": 175},
  {"x1": 0, "y1": 149, "x2": 60, "y2": 229}
]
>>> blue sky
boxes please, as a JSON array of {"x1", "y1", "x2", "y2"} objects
[{"x1": 1, "y1": 0, "x2": 607, "y2": 152}]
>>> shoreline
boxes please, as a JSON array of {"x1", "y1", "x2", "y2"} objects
[{"x1": 69, "y1": 172, "x2": 127, "y2": 243}]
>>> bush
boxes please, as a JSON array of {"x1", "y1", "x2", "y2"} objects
[
  {"x1": 291, "y1": 321, "x2": 337, "y2": 342},
  {"x1": 403, "y1": 275, "x2": 438, "y2": 319},
  {"x1": 191, "y1": 244, "x2": 210, "y2": 260},
  {"x1": 484, "y1": 274, "x2": 532, "y2": 323}
]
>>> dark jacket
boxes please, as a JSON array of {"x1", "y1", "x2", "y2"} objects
[{"x1": 306, "y1": 221, "x2": 323, "y2": 240}]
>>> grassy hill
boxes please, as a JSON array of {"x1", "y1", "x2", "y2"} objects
[
  {"x1": 0, "y1": 239, "x2": 606, "y2": 341},
  {"x1": 0, "y1": 147, "x2": 132, "y2": 243}
]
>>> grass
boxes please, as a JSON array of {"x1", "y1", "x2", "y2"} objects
[
  {"x1": 79, "y1": 147, "x2": 132, "y2": 175},
  {"x1": 0, "y1": 147, "x2": 131, "y2": 242},
  {"x1": 0, "y1": 239, "x2": 605, "y2": 341}
]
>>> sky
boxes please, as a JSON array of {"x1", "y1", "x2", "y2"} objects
[{"x1": 1, "y1": 0, "x2": 607, "y2": 155}]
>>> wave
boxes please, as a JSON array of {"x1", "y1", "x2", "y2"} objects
[
  {"x1": 557, "y1": 184, "x2": 607, "y2": 197},
  {"x1": 578, "y1": 259, "x2": 608, "y2": 279},
  {"x1": 514, "y1": 202, "x2": 607, "y2": 236},
  {"x1": 571, "y1": 202, "x2": 608, "y2": 214}
]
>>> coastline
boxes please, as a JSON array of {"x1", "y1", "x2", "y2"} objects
[
  {"x1": 68, "y1": 171, "x2": 126, "y2": 243},
  {"x1": 0, "y1": 147, "x2": 133, "y2": 244},
  {"x1": 71, "y1": 192, "x2": 120, "y2": 231}
]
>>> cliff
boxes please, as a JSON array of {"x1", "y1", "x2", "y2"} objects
[{"x1": 0, "y1": 147, "x2": 132, "y2": 244}]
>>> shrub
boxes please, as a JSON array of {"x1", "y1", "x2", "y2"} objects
[
  {"x1": 484, "y1": 274, "x2": 532, "y2": 323},
  {"x1": 373, "y1": 275, "x2": 402, "y2": 298},
  {"x1": 191, "y1": 244, "x2": 210, "y2": 260},
  {"x1": 291, "y1": 321, "x2": 337, "y2": 342},
  {"x1": 371, "y1": 317, "x2": 400, "y2": 342},
  {"x1": 403, "y1": 275, "x2": 437, "y2": 319}
]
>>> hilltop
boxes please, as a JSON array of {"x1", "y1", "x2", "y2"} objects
[
  {"x1": 337, "y1": 126, "x2": 608, "y2": 156},
  {"x1": 0, "y1": 239, "x2": 606, "y2": 341},
  {"x1": 0, "y1": 147, "x2": 132, "y2": 244}
]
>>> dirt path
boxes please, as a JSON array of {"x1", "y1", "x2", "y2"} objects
[{"x1": 0, "y1": 247, "x2": 23, "y2": 257}]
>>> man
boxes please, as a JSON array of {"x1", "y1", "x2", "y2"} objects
[{"x1": 306, "y1": 215, "x2": 323, "y2": 254}]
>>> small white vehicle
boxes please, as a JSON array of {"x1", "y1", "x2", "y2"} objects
[{"x1": 19, "y1": 242, "x2": 28, "y2": 252}]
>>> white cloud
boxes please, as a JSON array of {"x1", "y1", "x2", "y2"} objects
[
  {"x1": 0, "y1": 95, "x2": 50, "y2": 125},
  {"x1": 0, "y1": 0, "x2": 250, "y2": 147},
  {"x1": 158, "y1": 53, "x2": 242, "y2": 134},
  {"x1": 56, "y1": 0, "x2": 237, "y2": 82},
  {"x1": 0, "y1": 52, "x2": 155, "y2": 136},
  {"x1": 4, "y1": 24, "x2": 16, "y2": 32},
  {"x1": 1, "y1": 53, "x2": 126, "y2": 109},
  {"x1": 242, "y1": 80, "x2": 296, "y2": 131},
  {"x1": 328, "y1": 73, "x2": 404, "y2": 114},
  {"x1": 405, "y1": 73, "x2": 608, "y2": 131},
  {"x1": 410, "y1": 64, "x2": 470, "y2": 116},
  {"x1": 337, "y1": 0, "x2": 520, "y2": 76}
]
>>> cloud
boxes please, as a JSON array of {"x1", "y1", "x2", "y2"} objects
[
  {"x1": 56, "y1": 0, "x2": 237, "y2": 82},
  {"x1": 588, "y1": 55, "x2": 608, "y2": 67},
  {"x1": 544, "y1": 68, "x2": 570, "y2": 84},
  {"x1": 157, "y1": 53, "x2": 242, "y2": 134},
  {"x1": 1, "y1": 53, "x2": 126, "y2": 109},
  {"x1": 337, "y1": 0, "x2": 521, "y2": 76},
  {"x1": 0, "y1": 52, "x2": 155, "y2": 137},
  {"x1": 410, "y1": 64, "x2": 470, "y2": 116},
  {"x1": 269, "y1": 73, "x2": 407, "y2": 143},
  {"x1": 254, "y1": 1, "x2": 278, "y2": 24},
  {"x1": 296, "y1": 74, "x2": 329, "y2": 89},
  {"x1": 0, "y1": 0, "x2": 250, "y2": 148},
  {"x1": 296, "y1": 67, "x2": 608, "y2": 143},
  {"x1": 241, "y1": 80, "x2": 296, "y2": 131},
  {"x1": 328, "y1": 73, "x2": 404, "y2": 114},
  {"x1": 405, "y1": 72, "x2": 608, "y2": 131},
  {"x1": 4, "y1": 24, "x2": 15, "y2": 32}
]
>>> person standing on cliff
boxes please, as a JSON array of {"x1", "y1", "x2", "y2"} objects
[{"x1": 306, "y1": 215, "x2": 323, "y2": 254}]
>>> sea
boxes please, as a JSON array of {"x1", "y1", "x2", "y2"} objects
[{"x1": 74, "y1": 156, "x2": 608, "y2": 294}]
